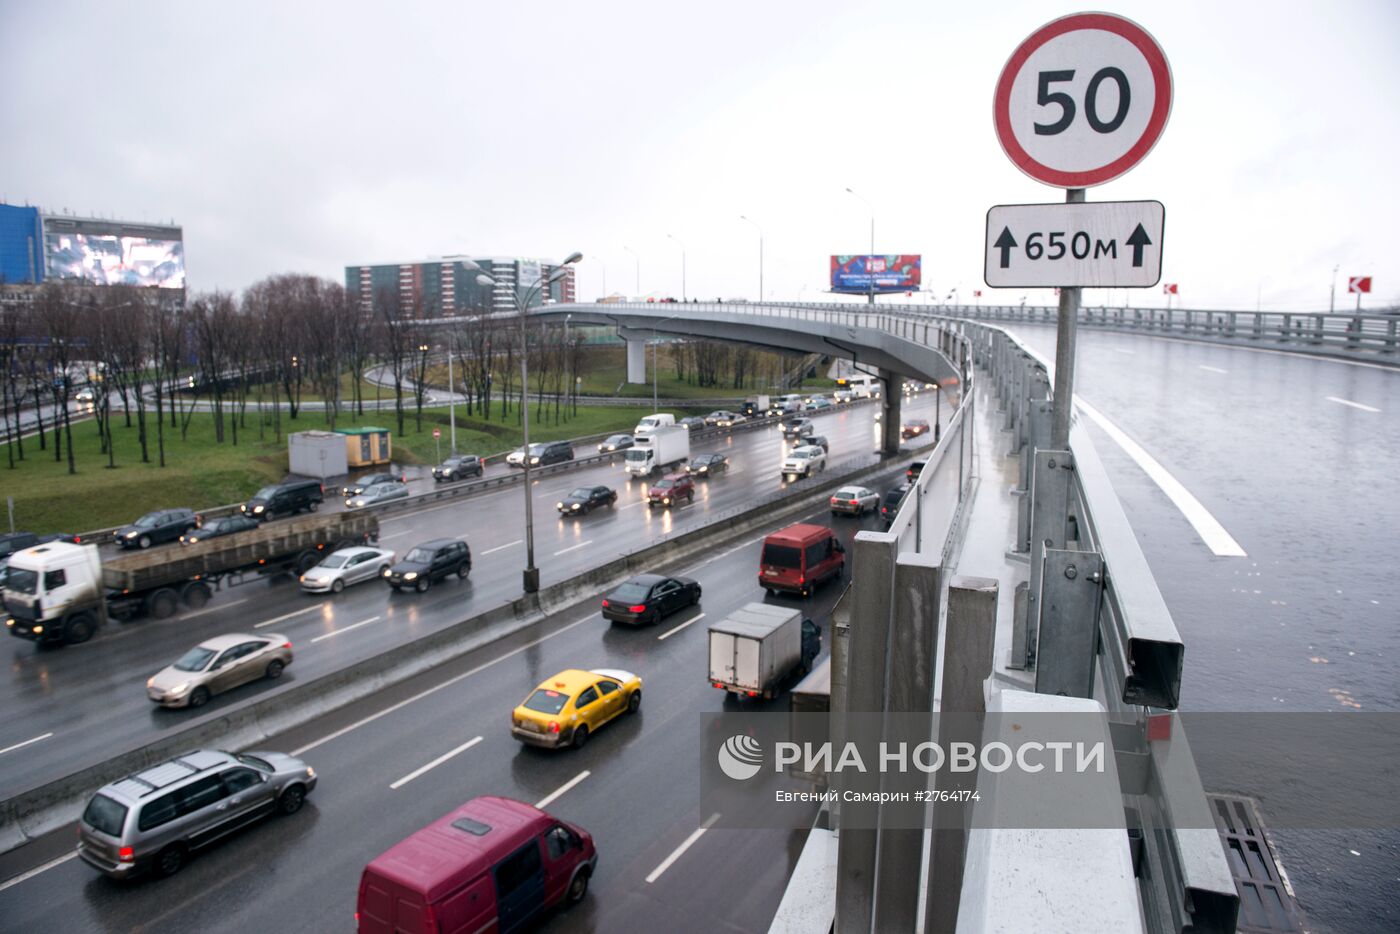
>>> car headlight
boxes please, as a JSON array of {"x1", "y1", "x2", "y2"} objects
[
  {"x1": 571, "y1": 503, "x2": 580, "y2": 510},
  {"x1": 530, "y1": 457, "x2": 540, "y2": 464},
  {"x1": 125, "y1": 531, "x2": 138, "y2": 539},
  {"x1": 146, "y1": 677, "x2": 155, "y2": 688},
  {"x1": 305, "y1": 767, "x2": 316, "y2": 779},
  {"x1": 345, "y1": 499, "x2": 353, "y2": 507},
  {"x1": 557, "y1": 502, "x2": 564, "y2": 509},
  {"x1": 253, "y1": 505, "x2": 264, "y2": 513},
  {"x1": 382, "y1": 568, "x2": 392, "y2": 577},
  {"x1": 403, "y1": 572, "x2": 418, "y2": 581},
  {"x1": 168, "y1": 682, "x2": 190, "y2": 695},
  {"x1": 663, "y1": 497, "x2": 671, "y2": 504}
]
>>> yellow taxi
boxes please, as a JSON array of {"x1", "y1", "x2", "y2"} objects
[{"x1": 511, "y1": 668, "x2": 642, "y2": 749}]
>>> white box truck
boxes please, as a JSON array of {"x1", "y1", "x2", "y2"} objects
[
  {"x1": 708, "y1": 603, "x2": 821, "y2": 699},
  {"x1": 622, "y1": 424, "x2": 689, "y2": 477}
]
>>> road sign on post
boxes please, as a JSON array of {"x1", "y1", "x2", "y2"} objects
[
  {"x1": 985, "y1": 200, "x2": 1164, "y2": 287},
  {"x1": 993, "y1": 12, "x2": 1173, "y2": 188}
]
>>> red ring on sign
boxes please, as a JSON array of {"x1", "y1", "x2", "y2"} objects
[{"x1": 993, "y1": 12, "x2": 1173, "y2": 188}]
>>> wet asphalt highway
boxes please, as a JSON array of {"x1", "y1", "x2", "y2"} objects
[
  {"x1": 0, "y1": 495, "x2": 882, "y2": 934},
  {"x1": 0, "y1": 396, "x2": 941, "y2": 798}
]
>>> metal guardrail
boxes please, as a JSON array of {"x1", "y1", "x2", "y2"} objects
[
  {"x1": 959, "y1": 319, "x2": 1238, "y2": 932},
  {"x1": 948, "y1": 303, "x2": 1400, "y2": 360}
]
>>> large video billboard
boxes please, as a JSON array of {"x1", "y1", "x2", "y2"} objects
[
  {"x1": 44, "y1": 231, "x2": 186, "y2": 289},
  {"x1": 830, "y1": 254, "x2": 921, "y2": 294}
]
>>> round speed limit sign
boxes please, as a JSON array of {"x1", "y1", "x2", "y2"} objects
[{"x1": 994, "y1": 12, "x2": 1172, "y2": 188}]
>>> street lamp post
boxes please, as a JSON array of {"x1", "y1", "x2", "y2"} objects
[
  {"x1": 651, "y1": 313, "x2": 681, "y2": 413},
  {"x1": 623, "y1": 245, "x2": 640, "y2": 297},
  {"x1": 1330, "y1": 264, "x2": 1340, "y2": 313},
  {"x1": 845, "y1": 187, "x2": 875, "y2": 305},
  {"x1": 739, "y1": 215, "x2": 763, "y2": 302},
  {"x1": 666, "y1": 233, "x2": 686, "y2": 302},
  {"x1": 467, "y1": 251, "x2": 582, "y2": 594},
  {"x1": 447, "y1": 335, "x2": 456, "y2": 454}
]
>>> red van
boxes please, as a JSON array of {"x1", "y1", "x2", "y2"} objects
[
  {"x1": 356, "y1": 796, "x2": 596, "y2": 933},
  {"x1": 758, "y1": 523, "x2": 846, "y2": 597}
]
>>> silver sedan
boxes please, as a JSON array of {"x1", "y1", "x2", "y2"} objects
[
  {"x1": 300, "y1": 546, "x2": 396, "y2": 594},
  {"x1": 345, "y1": 483, "x2": 409, "y2": 509}
]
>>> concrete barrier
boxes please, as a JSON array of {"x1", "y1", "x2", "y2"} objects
[{"x1": 0, "y1": 423, "x2": 908, "y2": 858}]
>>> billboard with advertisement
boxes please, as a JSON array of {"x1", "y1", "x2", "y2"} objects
[
  {"x1": 830, "y1": 254, "x2": 921, "y2": 294},
  {"x1": 43, "y1": 224, "x2": 185, "y2": 289}
]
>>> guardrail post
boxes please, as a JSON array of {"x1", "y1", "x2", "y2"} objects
[
  {"x1": 925, "y1": 575, "x2": 998, "y2": 934},
  {"x1": 873, "y1": 553, "x2": 942, "y2": 932},
  {"x1": 1033, "y1": 548, "x2": 1104, "y2": 697},
  {"x1": 1388, "y1": 319, "x2": 1398, "y2": 354},
  {"x1": 1014, "y1": 450, "x2": 1073, "y2": 670},
  {"x1": 1019, "y1": 398, "x2": 1053, "y2": 552},
  {"x1": 1347, "y1": 317, "x2": 1361, "y2": 350},
  {"x1": 1312, "y1": 314, "x2": 1324, "y2": 345}
]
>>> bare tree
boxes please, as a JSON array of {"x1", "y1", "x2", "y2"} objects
[
  {"x1": 1, "y1": 294, "x2": 28, "y2": 467},
  {"x1": 374, "y1": 287, "x2": 410, "y2": 436},
  {"x1": 34, "y1": 283, "x2": 82, "y2": 474},
  {"x1": 146, "y1": 293, "x2": 184, "y2": 467}
]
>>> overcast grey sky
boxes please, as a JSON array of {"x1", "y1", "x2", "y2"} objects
[{"x1": 3, "y1": 0, "x2": 1397, "y2": 311}]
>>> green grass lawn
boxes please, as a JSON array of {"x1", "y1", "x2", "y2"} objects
[{"x1": 0, "y1": 401, "x2": 706, "y2": 534}]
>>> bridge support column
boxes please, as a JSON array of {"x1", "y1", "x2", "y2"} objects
[
  {"x1": 879, "y1": 370, "x2": 901, "y2": 456},
  {"x1": 626, "y1": 339, "x2": 647, "y2": 384}
]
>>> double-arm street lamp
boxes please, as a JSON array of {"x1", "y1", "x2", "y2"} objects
[
  {"x1": 666, "y1": 233, "x2": 687, "y2": 302},
  {"x1": 466, "y1": 251, "x2": 583, "y2": 594}
]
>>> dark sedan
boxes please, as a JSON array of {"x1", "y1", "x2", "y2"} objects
[
  {"x1": 601, "y1": 573, "x2": 702, "y2": 626},
  {"x1": 180, "y1": 515, "x2": 258, "y2": 545},
  {"x1": 557, "y1": 485, "x2": 617, "y2": 515},
  {"x1": 117, "y1": 508, "x2": 199, "y2": 550},
  {"x1": 597, "y1": 434, "x2": 635, "y2": 453},
  {"x1": 341, "y1": 473, "x2": 405, "y2": 497},
  {"x1": 687, "y1": 453, "x2": 729, "y2": 476}
]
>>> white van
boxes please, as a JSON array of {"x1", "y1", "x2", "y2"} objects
[
  {"x1": 777, "y1": 394, "x2": 803, "y2": 412},
  {"x1": 633, "y1": 413, "x2": 676, "y2": 438}
]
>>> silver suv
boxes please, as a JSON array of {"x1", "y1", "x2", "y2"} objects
[{"x1": 77, "y1": 748, "x2": 317, "y2": 879}]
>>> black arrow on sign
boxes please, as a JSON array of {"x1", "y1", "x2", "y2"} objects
[
  {"x1": 1126, "y1": 223, "x2": 1152, "y2": 268},
  {"x1": 993, "y1": 227, "x2": 1017, "y2": 268}
]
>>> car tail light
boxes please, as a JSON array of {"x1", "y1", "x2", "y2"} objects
[
  {"x1": 73, "y1": 535, "x2": 82, "y2": 544},
  {"x1": 549, "y1": 722, "x2": 561, "y2": 733},
  {"x1": 282, "y1": 642, "x2": 292, "y2": 650},
  {"x1": 747, "y1": 691, "x2": 759, "y2": 698},
  {"x1": 118, "y1": 846, "x2": 134, "y2": 863},
  {"x1": 713, "y1": 682, "x2": 724, "y2": 689},
  {"x1": 601, "y1": 599, "x2": 609, "y2": 608},
  {"x1": 799, "y1": 576, "x2": 805, "y2": 584},
  {"x1": 629, "y1": 604, "x2": 647, "y2": 613}
]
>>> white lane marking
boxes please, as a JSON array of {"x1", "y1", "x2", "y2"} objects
[
  {"x1": 694, "y1": 529, "x2": 770, "y2": 569},
  {"x1": 255, "y1": 606, "x2": 321, "y2": 629},
  {"x1": 658, "y1": 613, "x2": 705, "y2": 641},
  {"x1": 310, "y1": 616, "x2": 381, "y2": 644},
  {"x1": 390, "y1": 735, "x2": 483, "y2": 789},
  {"x1": 179, "y1": 597, "x2": 248, "y2": 620},
  {"x1": 0, "y1": 732, "x2": 53, "y2": 756},
  {"x1": 553, "y1": 540, "x2": 593, "y2": 556},
  {"x1": 535, "y1": 770, "x2": 591, "y2": 809},
  {"x1": 619, "y1": 500, "x2": 647, "y2": 510},
  {"x1": 379, "y1": 530, "x2": 415, "y2": 540},
  {"x1": 645, "y1": 813, "x2": 721, "y2": 884},
  {"x1": 1197, "y1": 365, "x2": 1228, "y2": 374},
  {"x1": 1326, "y1": 396, "x2": 1380, "y2": 413},
  {"x1": 481, "y1": 539, "x2": 522, "y2": 556},
  {"x1": 1113, "y1": 348, "x2": 1135, "y2": 355},
  {"x1": 291, "y1": 614, "x2": 595, "y2": 755},
  {"x1": 1075, "y1": 399, "x2": 1247, "y2": 558},
  {"x1": 0, "y1": 851, "x2": 78, "y2": 893}
]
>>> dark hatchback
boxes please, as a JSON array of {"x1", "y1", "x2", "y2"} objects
[
  {"x1": 180, "y1": 515, "x2": 258, "y2": 545},
  {"x1": 383, "y1": 539, "x2": 472, "y2": 593},
  {"x1": 688, "y1": 453, "x2": 729, "y2": 476},
  {"x1": 601, "y1": 574, "x2": 701, "y2": 626},
  {"x1": 117, "y1": 509, "x2": 199, "y2": 550},
  {"x1": 432, "y1": 455, "x2": 483, "y2": 482},
  {"x1": 341, "y1": 473, "x2": 405, "y2": 497},
  {"x1": 880, "y1": 486, "x2": 910, "y2": 527},
  {"x1": 557, "y1": 486, "x2": 617, "y2": 515}
]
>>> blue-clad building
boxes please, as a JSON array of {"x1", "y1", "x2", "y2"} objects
[{"x1": 0, "y1": 204, "x2": 44, "y2": 284}]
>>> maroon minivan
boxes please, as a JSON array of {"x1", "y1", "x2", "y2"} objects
[
  {"x1": 758, "y1": 523, "x2": 846, "y2": 598},
  {"x1": 356, "y1": 796, "x2": 596, "y2": 933}
]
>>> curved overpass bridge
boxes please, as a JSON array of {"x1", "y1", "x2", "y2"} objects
[{"x1": 532, "y1": 301, "x2": 966, "y2": 454}]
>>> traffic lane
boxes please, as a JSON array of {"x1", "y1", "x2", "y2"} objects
[
  {"x1": 1004, "y1": 323, "x2": 1400, "y2": 931},
  {"x1": 0, "y1": 501, "x2": 875, "y2": 932},
  {"x1": 0, "y1": 400, "x2": 926, "y2": 793}
]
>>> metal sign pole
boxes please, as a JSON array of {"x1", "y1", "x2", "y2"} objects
[{"x1": 1050, "y1": 187, "x2": 1085, "y2": 449}]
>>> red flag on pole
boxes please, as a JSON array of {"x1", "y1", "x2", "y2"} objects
[
  {"x1": 1163, "y1": 283, "x2": 1179, "y2": 295},
  {"x1": 1348, "y1": 276, "x2": 1372, "y2": 294}
]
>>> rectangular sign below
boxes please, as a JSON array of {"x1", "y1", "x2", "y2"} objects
[{"x1": 984, "y1": 201, "x2": 1164, "y2": 289}]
